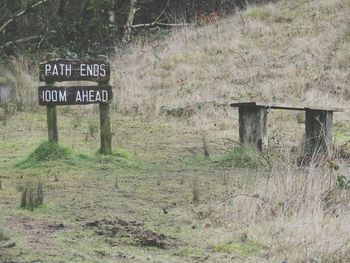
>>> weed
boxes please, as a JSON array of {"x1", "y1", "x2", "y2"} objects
[
  {"x1": 114, "y1": 177, "x2": 119, "y2": 189},
  {"x1": 337, "y1": 176, "x2": 350, "y2": 190},
  {"x1": 201, "y1": 133, "x2": 210, "y2": 158},
  {"x1": 180, "y1": 175, "x2": 184, "y2": 185},
  {"x1": 192, "y1": 179, "x2": 200, "y2": 203},
  {"x1": 71, "y1": 114, "x2": 83, "y2": 128},
  {"x1": 20, "y1": 180, "x2": 44, "y2": 211},
  {"x1": 217, "y1": 146, "x2": 267, "y2": 169},
  {"x1": 0, "y1": 228, "x2": 8, "y2": 241},
  {"x1": 212, "y1": 239, "x2": 266, "y2": 256},
  {"x1": 88, "y1": 121, "x2": 99, "y2": 138},
  {"x1": 222, "y1": 174, "x2": 227, "y2": 186}
]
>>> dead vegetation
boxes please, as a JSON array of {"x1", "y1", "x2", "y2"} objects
[
  {"x1": 110, "y1": 0, "x2": 350, "y2": 126},
  {"x1": 19, "y1": 180, "x2": 44, "y2": 210},
  {"x1": 205, "y1": 157, "x2": 350, "y2": 262},
  {"x1": 85, "y1": 218, "x2": 174, "y2": 249}
]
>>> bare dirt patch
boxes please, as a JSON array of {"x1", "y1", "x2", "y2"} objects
[
  {"x1": 6, "y1": 216, "x2": 70, "y2": 252},
  {"x1": 85, "y1": 218, "x2": 174, "y2": 249}
]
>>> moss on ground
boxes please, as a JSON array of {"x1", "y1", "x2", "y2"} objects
[
  {"x1": 212, "y1": 239, "x2": 266, "y2": 256},
  {"x1": 15, "y1": 141, "x2": 141, "y2": 171},
  {"x1": 216, "y1": 146, "x2": 268, "y2": 169}
]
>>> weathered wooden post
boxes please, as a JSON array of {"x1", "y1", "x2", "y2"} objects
[
  {"x1": 46, "y1": 81, "x2": 58, "y2": 142},
  {"x1": 304, "y1": 109, "x2": 333, "y2": 155},
  {"x1": 39, "y1": 57, "x2": 113, "y2": 154},
  {"x1": 98, "y1": 55, "x2": 112, "y2": 155},
  {"x1": 231, "y1": 103, "x2": 268, "y2": 152}
]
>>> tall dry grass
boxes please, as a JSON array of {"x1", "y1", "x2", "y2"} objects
[
  {"x1": 110, "y1": 0, "x2": 350, "y2": 125},
  {"x1": 3, "y1": 56, "x2": 39, "y2": 111},
  {"x1": 207, "y1": 156, "x2": 350, "y2": 262}
]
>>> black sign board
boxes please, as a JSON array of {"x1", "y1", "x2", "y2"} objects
[
  {"x1": 39, "y1": 59, "x2": 110, "y2": 82},
  {"x1": 38, "y1": 86, "x2": 112, "y2": 105}
]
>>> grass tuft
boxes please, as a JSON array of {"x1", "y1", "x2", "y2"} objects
[
  {"x1": 217, "y1": 146, "x2": 267, "y2": 169},
  {"x1": 212, "y1": 239, "x2": 266, "y2": 256},
  {"x1": 16, "y1": 141, "x2": 72, "y2": 168},
  {"x1": 20, "y1": 180, "x2": 44, "y2": 211}
]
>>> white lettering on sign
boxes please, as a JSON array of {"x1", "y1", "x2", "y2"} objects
[
  {"x1": 45, "y1": 64, "x2": 72, "y2": 77},
  {"x1": 42, "y1": 90, "x2": 67, "y2": 102},
  {"x1": 75, "y1": 90, "x2": 108, "y2": 103},
  {"x1": 79, "y1": 64, "x2": 106, "y2": 77},
  {"x1": 44, "y1": 63, "x2": 106, "y2": 78}
]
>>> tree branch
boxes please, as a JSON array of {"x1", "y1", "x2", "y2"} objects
[
  {"x1": 0, "y1": 0, "x2": 50, "y2": 33},
  {"x1": 131, "y1": 22, "x2": 196, "y2": 29},
  {"x1": 0, "y1": 35, "x2": 42, "y2": 49}
]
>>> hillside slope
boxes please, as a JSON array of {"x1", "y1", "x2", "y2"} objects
[{"x1": 111, "y1": 0, "x2": 350, "y2": 121}]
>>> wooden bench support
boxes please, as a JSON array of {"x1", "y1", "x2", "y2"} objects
[
  {"x1": 231, "y1": 102, "x2": 342, "y2": 155},
  {"x1": 305, "y1": 109, "x2": 333, "y2": 155},
  {"x1": 238, "y1": 106, "x2": 268, "y2": 152}
]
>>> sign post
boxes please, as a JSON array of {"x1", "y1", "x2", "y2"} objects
[
  {"x1": 46, "y1": 81, "x2": 58, "y2": 142},
  {"x1": 97, "y1": 55, "x2": 112, "y2": 155},
  {"x1": 39, "y1": 57, "x2": 112, "y2": 154}
]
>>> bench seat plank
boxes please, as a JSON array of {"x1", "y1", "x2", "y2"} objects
[{"x1": 230, "y1": 102, "x2": 343, "y2": 112}]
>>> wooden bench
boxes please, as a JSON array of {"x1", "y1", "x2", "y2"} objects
[{"x1": 230, "y1": 102, "x2": 343, "y2": 155}]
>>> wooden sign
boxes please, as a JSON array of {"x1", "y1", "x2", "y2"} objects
[
  {"x1": 38, "y1": 86, "x2": 112, "y2": 105},
  {"x1": 39, "y1": 59, "x2": 110, "y2": 82},
  {"x1": 39, "y1": 56, "x2": 113, "y2": 155}
]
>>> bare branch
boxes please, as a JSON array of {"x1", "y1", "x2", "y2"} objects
[
  {"x1": 0, "y1": 35, "x2": 42, "y2": 49},
  {"x1": 131, "y1": 22, "x2": 196, "y2": 29},
  {"x1": 0, "y1": 0, "x2": 50, "y2": 33}
]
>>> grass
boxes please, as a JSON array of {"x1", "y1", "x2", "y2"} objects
[
  {"x1": 15, "y1": 141, "x2": 140, "y2": 171},
  {"x1": 216, "y1": 146, "x2": 268, "y2": 169},
  {"x1": 212, "y1": 239, "x2": 266, "y2": 256},
  {"x1": 2, "y1": 0, "x2": 350, "y2": 262}
]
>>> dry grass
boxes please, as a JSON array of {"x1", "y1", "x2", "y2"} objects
[
  {"x1": 110, "y1": 0, "x2": 350, "y2": 125},
  {"x1": 3, "y1": 56, "x2": 38, "y2": 111},
  {"x1": 206, "y1": 156, "x2": 350, "y2": 262}
]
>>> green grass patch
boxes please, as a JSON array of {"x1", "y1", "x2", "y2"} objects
[
  {"x1": 248, "y1": 7, "x2": 271, "y2": 21},
  {"x1": 212, "y1": 239, "x2": 266, "y2": 256},
  {"x1": 16, "y1": 141, "x2": 72, "y2": 168},
  {"x1": 184, "y1": 146, "x2": 267, "y2": 170},
  {"x1": 216, "y1": 146, "x2": 268, "y2": 169},
  {"x1": 174, "y1": 247, "x2": 205, "y2": 258},
  {"x1": 15, "y1": 142, "x2": 142, "y2": 171}
]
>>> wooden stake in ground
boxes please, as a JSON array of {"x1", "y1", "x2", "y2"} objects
[
  {"x1": 46, "y1": 81, "x2": 58, "y2": 142},
  {"x1": 98, "y1": 55, "x2": 112, "y2": 155}
]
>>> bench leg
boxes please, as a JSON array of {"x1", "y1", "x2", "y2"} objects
[
  {"x1": 305, "y1": 109, "x2": 333, "y2": 155},
  {"x1": 238, "y1": 106, "x2": 268, "y2": 152}
]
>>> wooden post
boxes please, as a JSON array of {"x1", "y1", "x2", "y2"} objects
[
  {"x1": 238, "y1": 106, "x2": 268, "y2": 152},
  {"x1": 305, "y1": 109, "x2": 333, "y2": 155},
  {"x1": 46, "y1": 81, "x2": 58, "y2": 142},
  {"x1": 98, "y1": 55, "x2": 112, "y2": 155},
  {"x1": 99, "y1": 103, "x2": 112, "y2": 155}
]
